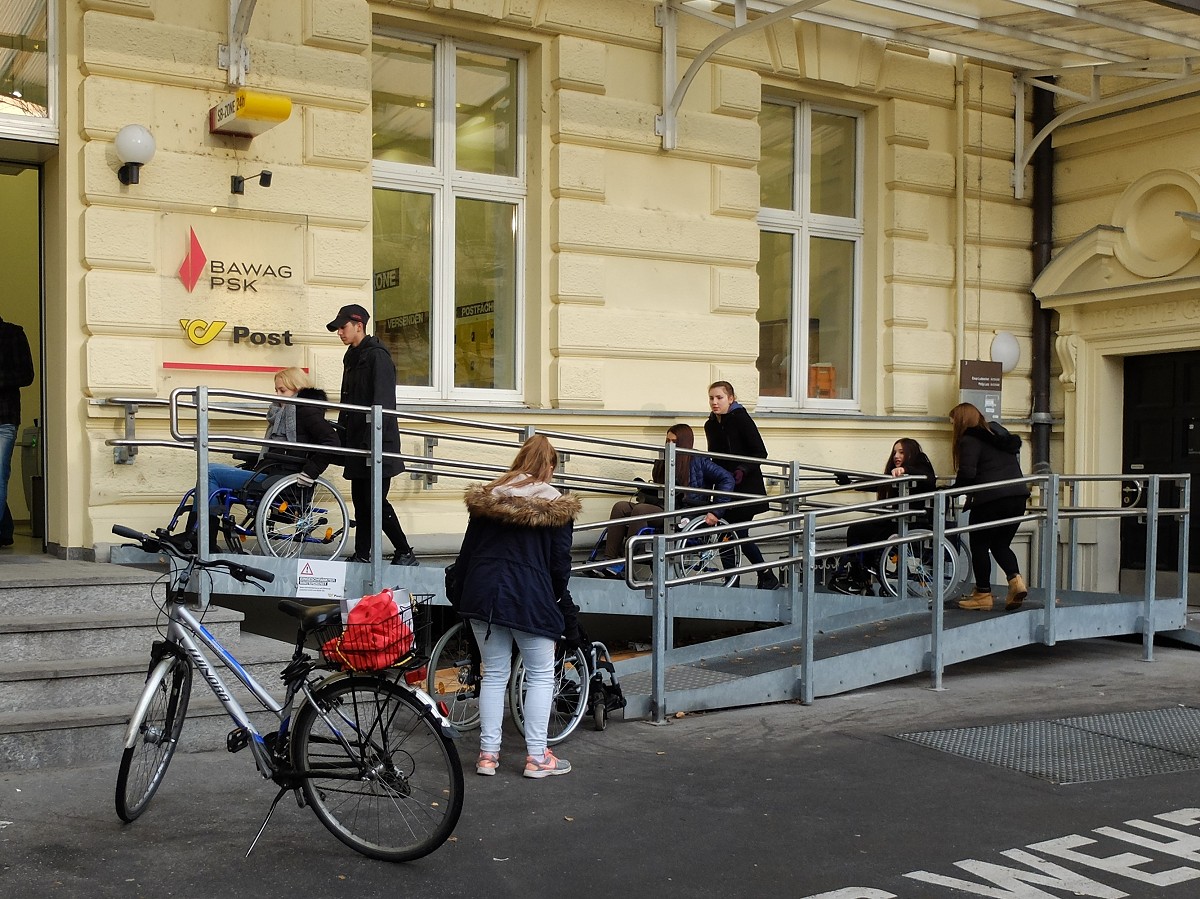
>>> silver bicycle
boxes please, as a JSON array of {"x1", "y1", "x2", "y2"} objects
[{"x1": 111, "y1": 525, "x2": 463, "y2": 862}]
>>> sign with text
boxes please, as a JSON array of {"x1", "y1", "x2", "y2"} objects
[
  {"x1": 295, "y1": 559, "x2": 345, "y2": 600},
  {"x1": 959, "y1": 359, "x2": 1003, "y2": 422}
]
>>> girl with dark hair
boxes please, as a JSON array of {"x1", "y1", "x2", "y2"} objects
[
  {"x1": 704, "y1": 381, "x2": 779, "y2": 589},
  {"x1": 836, "y1": 438, "x2": 937, "y2": 592},
  {"x1": 600, "y1": 424, "x2": 735, "y2": 574},
  {"x1": 448, "y1": 434, "x2": 583, "y2": 778},
  {"x1": 948, "y1": 403, "x2": 1030, "y2": 612}
]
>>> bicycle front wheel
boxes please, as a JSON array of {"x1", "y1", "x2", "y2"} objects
[
  {"x1": 509, "y1": 646, "x2": 589, "y2": 746},
  {"x1": 293, "y1": 676, "x2": 463, "y2": 862},
  {"x1": 425, "y1": 620, "x2": 481, "y2": 731},
  {"x1": 115, "y1": 654, "x2": 192, "y2": 822},
  {"x1": 255, "y1": 475, "x2": 349, "y2": 559}
]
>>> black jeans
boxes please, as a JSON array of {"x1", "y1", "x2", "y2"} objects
[
  {"x1": 349, "y1": 475, "x2": 411, "y2": 559},
  {"x1": 968, "y1": 495, "x2": 1027, "y2": 591}
]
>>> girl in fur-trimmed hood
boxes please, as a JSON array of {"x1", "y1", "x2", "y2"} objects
[{"x1": 448, "y1": 434, "x2": 581, "y2": 779}]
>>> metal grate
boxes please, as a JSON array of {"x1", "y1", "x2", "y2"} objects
[
  {"x1": 621, "y1": 663, "x2": 743, "y2": 695},
  {"x1": 897, "y1": 707, "x2": 1200, "y2": 784}
]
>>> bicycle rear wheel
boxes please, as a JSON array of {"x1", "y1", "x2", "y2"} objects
[
  {"x1": 293, "y1": 676, "x2": 463, "y2": 862},
  {"x1": 425, "y1": 621, "x2": 481, "y2": 731},
  {"x1": 255, "y1": 475, "x2": 349, "y2": 559},
  {"x1": 115, "y1": 654, "x2": 192, "y2": 822},
  {"x1": 509, "y1": 645, "x2": 589, "y2": 746}
]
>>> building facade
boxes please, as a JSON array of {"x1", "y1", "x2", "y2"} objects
[{"x1": 4, "y1": 1, "x2": 1194, "y2": 574}]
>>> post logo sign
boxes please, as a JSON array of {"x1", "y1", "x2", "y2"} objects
[{"x1": 165, "y1": 216, "x2": 304, "y2": 353}]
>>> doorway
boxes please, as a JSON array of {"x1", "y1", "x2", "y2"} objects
[
  {"x1": 1121, "y1": 350, "x2": 1200, "y2": 575},
  {"x1": 0, "y1": 164, "x2": 44, "y2": 553}
]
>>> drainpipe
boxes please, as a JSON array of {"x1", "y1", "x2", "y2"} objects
[{"x1": 1030, "y1": 79, "x2": 1055, "y2": 474}]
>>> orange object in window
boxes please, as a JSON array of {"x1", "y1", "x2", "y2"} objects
[{"x1": 808, "y1": 363, "x2": 836, "y2": 398}]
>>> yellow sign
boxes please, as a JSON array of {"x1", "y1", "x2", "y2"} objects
[
  {"x1": 181, "y1": 319, "x2": 227, "y2": 345},
  {"x1": 209, "y1": 90, "x2": 291, "y2": 137}
]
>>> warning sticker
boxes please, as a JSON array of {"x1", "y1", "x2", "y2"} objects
[{"x1": 295, "y1": 559, "x2": 345, "y2": 599}]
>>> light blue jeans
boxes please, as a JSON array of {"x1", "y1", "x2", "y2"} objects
[
  {"x1": 0, "y1": 423, "x2": 15, "y2": 542},
  {"x1": 469, "y1": 620, "x2": 556, "y2": 759},
  {"x1": 205, "y1": 463, "x2": 257, "y2": 513}
]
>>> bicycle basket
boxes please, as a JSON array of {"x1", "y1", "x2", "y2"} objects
[{"x1": 318, "y1": 590, "x2": 432, "y2": 672}]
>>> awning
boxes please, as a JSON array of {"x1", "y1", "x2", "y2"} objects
[{"x1": 656, "y1": 1, "x2": 1200, "y2": 195}]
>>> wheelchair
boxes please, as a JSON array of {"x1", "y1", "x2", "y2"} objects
[
  {"x1": 166, "y1": 461, "x2": 350, "y2": 559},
  {"x1": 583, "y1": 514, "x2": 742, "y2": 587}
]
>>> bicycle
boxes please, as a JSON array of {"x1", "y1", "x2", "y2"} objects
[
  {"x1": 111, "y1": 524, "x2": 463, "y2": 862},
  {"x1": 426, "y1": 619, "x2": 623, "y2": 742}
]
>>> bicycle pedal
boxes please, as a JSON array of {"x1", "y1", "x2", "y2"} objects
[{"x1": 227, "y1": 726, "x2": 251, "y2": 753}]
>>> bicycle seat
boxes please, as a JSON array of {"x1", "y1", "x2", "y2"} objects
[{"x1": 277, "y1": 599, "x2": 341, "y2": 631}]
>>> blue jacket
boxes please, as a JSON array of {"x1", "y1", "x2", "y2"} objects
[
  {"x1": 649, "y1": 455, "x2": 737, "y2": 510},
  {"x1": 449, "y1": 479, "x2": 582, "y2": 640}
]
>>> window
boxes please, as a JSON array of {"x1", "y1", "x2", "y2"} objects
[
  {"x1": 0, "y1": 0, "x2": 56, "y2": 141},
  {"x1": 371, "y1": 34, "x2": 524, "y2": 400},
  {"x1": 757, "y1": 100, "x2": 862, "y2": 406}
]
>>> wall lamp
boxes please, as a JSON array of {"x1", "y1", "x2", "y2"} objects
[
  {"x1": 115, "y1": 124, "x2": 156, "y2": 185},
  {"x1": 990, "y1": 330, "x2": 1021, "y2": 374},
  {"x1": 231, "y1": 170, "x2": 272, "y2": 194}
]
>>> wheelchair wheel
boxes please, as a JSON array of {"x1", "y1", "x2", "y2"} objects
[
  {"x1": 672, "y1": 516, "x2": 741, "y2": 587},
  {"x1": 877, "y1": 535, "x2": 965, "y2": 600},
  {"x1": 425, "y1": 621, "x2": 481, "y2": 732},
  {"x1": 254, "y1": 474, "x2": 349, "y2": 559},
  {"x1": 509, "y1": 645, "x2": 589, "y2": 747}
]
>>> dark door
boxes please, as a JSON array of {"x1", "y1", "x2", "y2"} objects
[{"x1": 1122, "y1": 351, "x2": 1200, "y2": 571}]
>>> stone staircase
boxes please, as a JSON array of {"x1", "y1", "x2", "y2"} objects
[{"x1": 0, "y1": 559, "x2": 294, "y2": 770}]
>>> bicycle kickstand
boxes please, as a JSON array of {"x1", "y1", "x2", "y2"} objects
[{"x1": 245, "y1": 785, "x2": 292, "y2": 857}]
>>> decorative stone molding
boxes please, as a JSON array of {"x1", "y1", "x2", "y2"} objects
[{"x1": 1111, "y1": 170, "x2": 1200, "y2": 278}]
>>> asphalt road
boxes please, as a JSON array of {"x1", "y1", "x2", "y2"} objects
[{"x1": 4, "y1": 636, "x2": 1200, "y2": 899}]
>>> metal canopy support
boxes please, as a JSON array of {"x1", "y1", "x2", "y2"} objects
[
  {"x1": 655, "y1": 0, "x2": 1200, "y2": 196},
  {"x1": 220, "y1": 0, "x2": 257, "y2": 86}
]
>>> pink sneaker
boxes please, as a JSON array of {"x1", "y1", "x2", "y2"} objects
[
  {"x1": 523, "y1": 749, "x2": 571, "y2": 779},
  {"x1": 476, "y1": 751, "x2": 499, "y2": 776}
]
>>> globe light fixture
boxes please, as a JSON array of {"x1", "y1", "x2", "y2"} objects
[
  {"x1": 115, "y1": 124, "x2": 156, "y2": 185},
  {"x1": 990, "y1": 330, "x2": 1020, "y2": 373}
]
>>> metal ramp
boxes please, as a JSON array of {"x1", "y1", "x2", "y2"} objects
[{"x1": 608, "y1": 585, "x2": 1190, "y2": 720}]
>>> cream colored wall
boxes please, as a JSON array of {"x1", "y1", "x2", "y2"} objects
[{"x1": 58, "y1": 0, "x2": 1041, "y2": 555}]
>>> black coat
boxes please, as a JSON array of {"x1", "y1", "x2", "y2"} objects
[
  {"x1": 0, "y1": 317, "x2": 34, "y2": 427},
  {"x1": 449, "y1": 480, "x2": 581, "y2": 640},
  {"x1": 952, "y1": 423, "x2": 1029, "y2": 507},
  {"x1": 267, "y1": 388, "x2": 341, "y2": 481},
  {"x1": 704, "y1": 403, "x2": 769, "y2": 517},
  {"x1": 336, "y1": 335, "x2": 404, "y2": 479}
]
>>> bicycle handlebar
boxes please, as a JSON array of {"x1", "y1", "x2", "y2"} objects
[{"x1": 111, "y1": 525, "x2": 276, "y2": 585}]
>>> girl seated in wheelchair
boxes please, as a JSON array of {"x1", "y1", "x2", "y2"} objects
[
  {"x1": 596, "y1": 423, "x2": 735, "y2": 578},
  {"x1": 832, "y1": 437, "x2": 936, "y2": 593},
  {"x1": 169, "y1": 367, "x2": 340, "y2": 552}
]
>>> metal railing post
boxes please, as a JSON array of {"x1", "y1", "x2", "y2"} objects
[
  {"x1": 1066, "y1": 478, "x2": 1079, "y2": 590},
  {"x1": 800, "y1": 510, "x2": 816, "y2": 704},
  {"x1": 1143, "y1": 475, "x2": 1160, "y2": 662},
  {"x1": 784, "y1": 461, "x2": 800, "y2": 624},
  {"x1": 930, "y1": 491, "x2": 946, "y2": 690},
  {"x1": 370, "y1": 404, "x2": 384, "y2": 591},
  {"x1": 650, "y1": 533, "x2": 669, "y2": 725},
  {"x1": 196, "y1": 387, "x2": 212, "y2": 608},
  {"x1": 1179, "y1": 476, "x2": 1191, "y2": 608},
  {"x1": 1042, "y1": 473, "x2": 1059, "y2": 645}
]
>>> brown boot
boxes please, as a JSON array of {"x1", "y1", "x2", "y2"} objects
[
  {"x1": 958, "y1": 590, "x2": 994, "y2": 611},
  {"x1": 1005, "y1": 574, "x2": 1028, "y2": 611}
]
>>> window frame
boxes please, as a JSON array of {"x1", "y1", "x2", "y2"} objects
[
  {"x1": 371, "y1": 31, "x2": 527, "y2": 404},
  {"x1": 756, "y1": 99, "x2": 864, "y2": 412},
  {"x1": 0, "y1": 0, "x2": 58, "y2": 143}
]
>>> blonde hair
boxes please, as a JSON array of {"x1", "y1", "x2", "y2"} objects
[
  {"x1": 949, "y1": 402, "x2": 990, "y2": 469},
  {"x1": 489, "y1": 434, "x2": 559, "y2": 488},
  {"x1": 274, "y1": 367, "x2": 312, "y2": 393}
]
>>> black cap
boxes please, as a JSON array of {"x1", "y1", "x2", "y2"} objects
[{"x1": 326, "y1": 303, "x2": 370, "y2": 331}]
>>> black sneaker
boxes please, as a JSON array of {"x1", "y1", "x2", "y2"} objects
[
  {"x1": 391, "y1": 550, "x2": 419, "y2": 567},
  {"x1": 758, "y1": 570, "x2": 780, "y2": 591}
]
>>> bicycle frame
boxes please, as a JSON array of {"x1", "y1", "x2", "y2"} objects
[{"x1": 123, "y1": 598, "x2": 294, "y2": 778}]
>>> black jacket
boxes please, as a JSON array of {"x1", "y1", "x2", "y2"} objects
[
  {"x1": 952, "y1": 423, "x2": 1029, "y2": 506},
  {"x1": 449, "y1": 480, "x2": 582, "y2": 641},
  {"x1": 704, "y1": 402, "x2": 769, "y2": 516},
  {"x1": 268, "y1": 388, "x2": 341, "y2": 481},
  {"x1": 336, "y1": 335, "x2": 404, "y2": 479},
  {"x1": 0, "y1": 317, "x2": 34, "y2": 427}
]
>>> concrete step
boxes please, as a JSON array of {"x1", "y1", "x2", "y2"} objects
[
  {"x1": 0, "y1": 609, "x2": 245, "y2": 662},
  {"x1": 0, "y1": 695, "x2": 282, "y2": 771},
  {"x1": 0, "y1": 580, "x2": 166, "y2": 616},
  {"x1": 0, "y1": 633, "x2": 296, "y2": 713}
]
